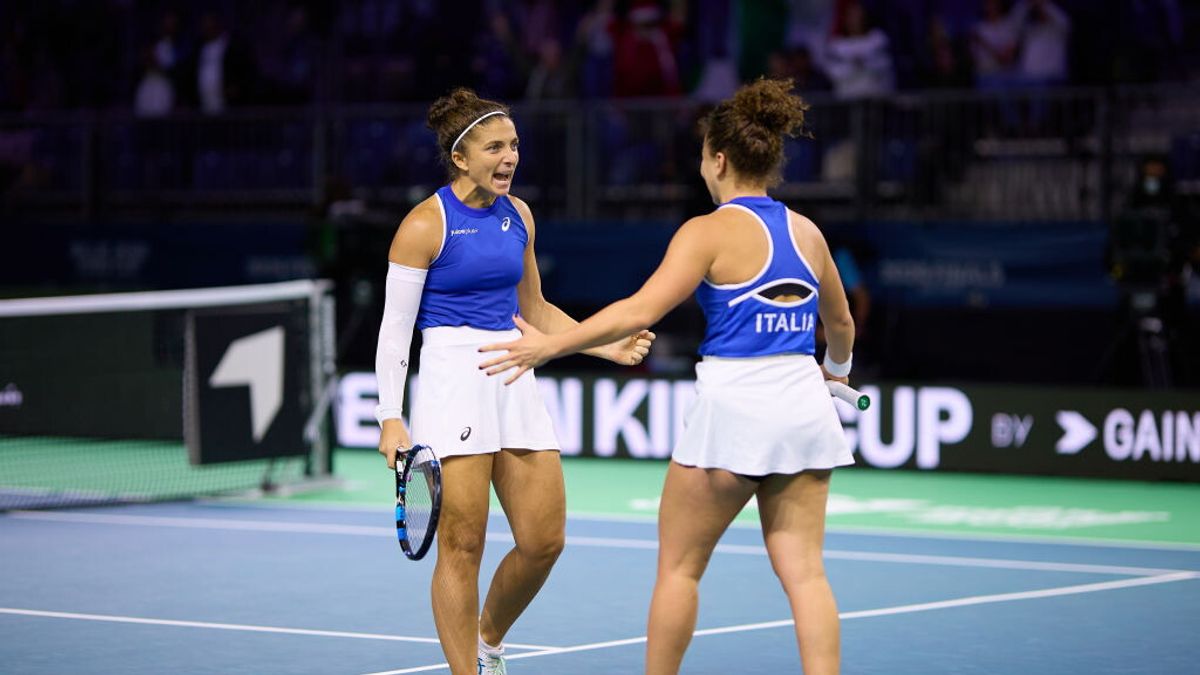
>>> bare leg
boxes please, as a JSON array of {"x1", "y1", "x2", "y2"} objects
[
  {"x1": 430, "y1": 454, "x2": 493, "y2": 675},
  {"x1": 757, "y1": 470, "x2": 839, "y2": 675},
  {"x1": 646, "y1": 461, "x2": 757, "y2": 675},
  {"x1": 478, "y1": 449, "x2": 566, "y2": 646}
]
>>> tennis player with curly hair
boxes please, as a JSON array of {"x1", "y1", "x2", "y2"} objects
[{"x1": 481, "y1": 78, "x2": 854, "y2": 675}]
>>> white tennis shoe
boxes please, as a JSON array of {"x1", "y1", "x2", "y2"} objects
[{"x1": 477, "y1": 638, "x2": 506, "y2": 675}]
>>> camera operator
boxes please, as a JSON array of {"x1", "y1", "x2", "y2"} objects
[{"x1": 1106, "y1": 155, "x2": 1199, "y2": 387}]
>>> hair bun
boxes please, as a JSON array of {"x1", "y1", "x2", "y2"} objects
[
  {"x1": 700, "y1": 78, "x2": 810, "y2": 186},
  {"x1": 731, "y1": 78, "x2": 807, "y2": 138},
  {"x1": 426, "y1": 88, "x2": 481, "y2": 133}
]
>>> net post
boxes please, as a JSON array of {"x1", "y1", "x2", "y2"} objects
[{"x1": 303, "y1": 280, "x2": 337, "y2": 478}]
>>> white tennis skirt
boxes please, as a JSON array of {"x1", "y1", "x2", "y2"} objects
[
  {"x1": 672, "y1": 353, "x2": 854, "y2": 476},
  {"x1": 410, "y1": 326, "x2": 560, "y2": 458}
]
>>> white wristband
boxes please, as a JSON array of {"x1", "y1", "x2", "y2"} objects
[
  {"x1": 374, "y1": 406, "x2": 404, "y2": 427},
  {"x1": 823, "y1": 352, "x2": 852, "y2": 378}
]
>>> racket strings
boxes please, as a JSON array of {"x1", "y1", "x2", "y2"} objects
[{"x1": 402, "y1": 455, "x2": 437, "y2": 543}]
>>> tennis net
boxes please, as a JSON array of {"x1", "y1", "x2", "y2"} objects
[{"x1": 0, "y1": 281, "x2": 336, "y2": 510}]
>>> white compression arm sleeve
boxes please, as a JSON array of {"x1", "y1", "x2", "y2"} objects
[{"x1": 374, "y1": 262, "x2": 427, "y2": 426}]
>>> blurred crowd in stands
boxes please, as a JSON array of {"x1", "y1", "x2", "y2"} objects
[
  {"x1": 2, "y1": 0, "x2": 1197, "y2": 385},
  {"x1": 0, "y1": 0, "x2": 1195, "y2": 116}
]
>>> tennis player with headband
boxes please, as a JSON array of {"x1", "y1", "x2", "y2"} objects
[
  {"x1": 373, "y1": 87, "x2": 654, "y2": 675},
  {"x1": 481, "y1": 78, "x2": 854, "y2": 675}
]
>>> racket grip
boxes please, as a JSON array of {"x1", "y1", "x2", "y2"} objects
[{"x1": 826, "y1": 381, "x2": 870, "y2": 411}]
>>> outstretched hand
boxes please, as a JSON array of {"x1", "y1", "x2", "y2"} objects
[
  {"x1": 479, "y1": 316, "x2": 556, "y2": 384},
  {"x1": 603, "y1": 329, "x2": 655, "y2": 367},
  {"x1": 479, "y1": 317, "x2": 657, "y2": 385}
]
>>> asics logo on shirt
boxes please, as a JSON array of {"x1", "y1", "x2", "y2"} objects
[{"x1": 500, "y1": 217, "x2": 511, "y2": 232}]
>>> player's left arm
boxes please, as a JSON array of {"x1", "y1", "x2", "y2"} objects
[{"x1": 511, "y1": 196, "x2": 644, "y2": 362}]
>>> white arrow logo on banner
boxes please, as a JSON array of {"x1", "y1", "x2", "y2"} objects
[
  {"x1": 1055, "y1": 410, "x2": 1096, "y2": 455},
  {"x1": 209, "y1": 326, "x2": 285, "y2": 442}
]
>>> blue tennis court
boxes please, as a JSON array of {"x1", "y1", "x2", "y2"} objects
[{"x1": 3, "y1": 487, "x2": 1198, "y2": 675}]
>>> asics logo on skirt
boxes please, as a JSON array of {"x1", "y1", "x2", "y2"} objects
[{"x1": 460, "y1": 427, "x2": 472, "y2": 441}]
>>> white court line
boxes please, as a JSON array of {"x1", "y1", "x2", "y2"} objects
[
  {"x1": 0, "y1": 608, "x2": 556, "y2": 651},
  {"x1": 210, "y1": 499, "x2": 1200, "y2": 553},
  {"x1": 360, "y1": 571, "x2": 1200, "y2": 675},
  {"x1": 824, "y1": 523, "x2": 1200, "y2": 553},
  {"x1": 555, "y1": 535, "x2": 1194, "y2": 577},
  {"x1": 817, "y1": 550, "x2": 1187, "y2": 577},
  {"x1": 837, "y1": 571, "x2": 1199, "y2": 619},
  {"x1": 8, "y1": 511, "x2": 390, "y2": 535},
  {"x1": 8, "y1": 511, "x2": 1195, "y2": 577}
]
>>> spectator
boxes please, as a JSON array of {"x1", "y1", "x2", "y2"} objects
[
  {"x1": 1114, "y1": 0, "x2": 1185, "y2": 83},
  {"x1": 784, "y1": 0, "x2": 836, "y2": 61},
  {"x1": 1012, "y1": 0, "x2": 1071, "y2": 86},
  {"x1": 737, "y1": 0, "x2": 789, "y2": 82},
  {"x1": 611, "y1": 0, "x2": 684, "y2": 98},
  {"x1": 1007, "y1": 0, "x2": 1072, "y2": 133},
  {"x1": 823, "y1": 0, "x2": 895, "y2": 99},
  {"x1": 576, "y1": 0, "x2": 616, "y2": 98},
  {"x1": 970, "y1": 0, "x2": 1019, "y2": 90},
  {"x1": 261, "y1": 5, "x2": 319, "y2": 105},
  {"x1": 187, "y1": 11, "x2": 257, "y2": 113},
  {"x1": 689, "y1": 0, "x2": 739, "y2": 103},
  {"x1": 768, "y1": 45, "x2": 832, "y2": 94},
  {"x1": 134, "y1": 45, "x2": 174, "y2": 117},
  {"x1": 919, "y1": 14, "x2": 972, "y2": 89},
  {"x1": 525, "y1": 38, "x2": 574, "y2": 100},
  {"x1": 513, "y1": 0, "x2": 564, "y2": 60},
  {"x1": 472, "y1": 9, "x2": 525, "y2": 100},
  {"x1": 153, "y1": 10, "x2": 183, "y2": 79},
  {"x1": 691, "y1": 55, "x2": 739, "y2": 103}
]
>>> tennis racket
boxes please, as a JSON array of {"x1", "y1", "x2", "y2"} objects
[
  {"x1": 395, "y1": 444, "x2": 442, "y2": 561},
  {"x1": 826, "y1": 381, "x2": 871, "y2": 410}
]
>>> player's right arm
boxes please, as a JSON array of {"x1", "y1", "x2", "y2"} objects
[{"x1": 377, "y1": 199, "x2": 443, "y2": 468}]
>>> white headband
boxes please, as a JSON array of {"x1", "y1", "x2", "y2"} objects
[{"x1": 449, "y1": 110, "x2": 508, "y2": 153}]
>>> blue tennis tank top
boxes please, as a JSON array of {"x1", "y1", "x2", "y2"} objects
[
  {"x1": 695, "y1": 196, "x2": 821, "y2": 357},
  {"x1": 416, "y1": 185, "x2": 528, "y2": 330}
]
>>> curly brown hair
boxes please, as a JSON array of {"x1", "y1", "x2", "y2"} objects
[
  {"x1": 426, "y1": 87, "x2": 512, "y2": 175},
  {"x1": 700, "y1": 78, "x2": 810, "y2": 187}
]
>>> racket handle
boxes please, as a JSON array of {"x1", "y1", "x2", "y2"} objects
[{"x1": 826, "y1": 381, "x2": 870, "y2": 411}]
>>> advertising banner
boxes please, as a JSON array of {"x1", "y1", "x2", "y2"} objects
[
  {"x1": 184, "y1": 304, "x2": 312, "y2": 464},
  {"x1": 337, "y1": 372, "x2": 1200, "y2": 481},
  {"x1": 0, "y1": 311, "x2": 182, "y2": 439},
  {"x1": 845, "y1": 220, "x2": 1118, "y2": 309}
]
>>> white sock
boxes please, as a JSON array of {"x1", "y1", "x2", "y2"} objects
[{"x1": 478, "y1": 634, "x2": 504, "y2": 656}]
